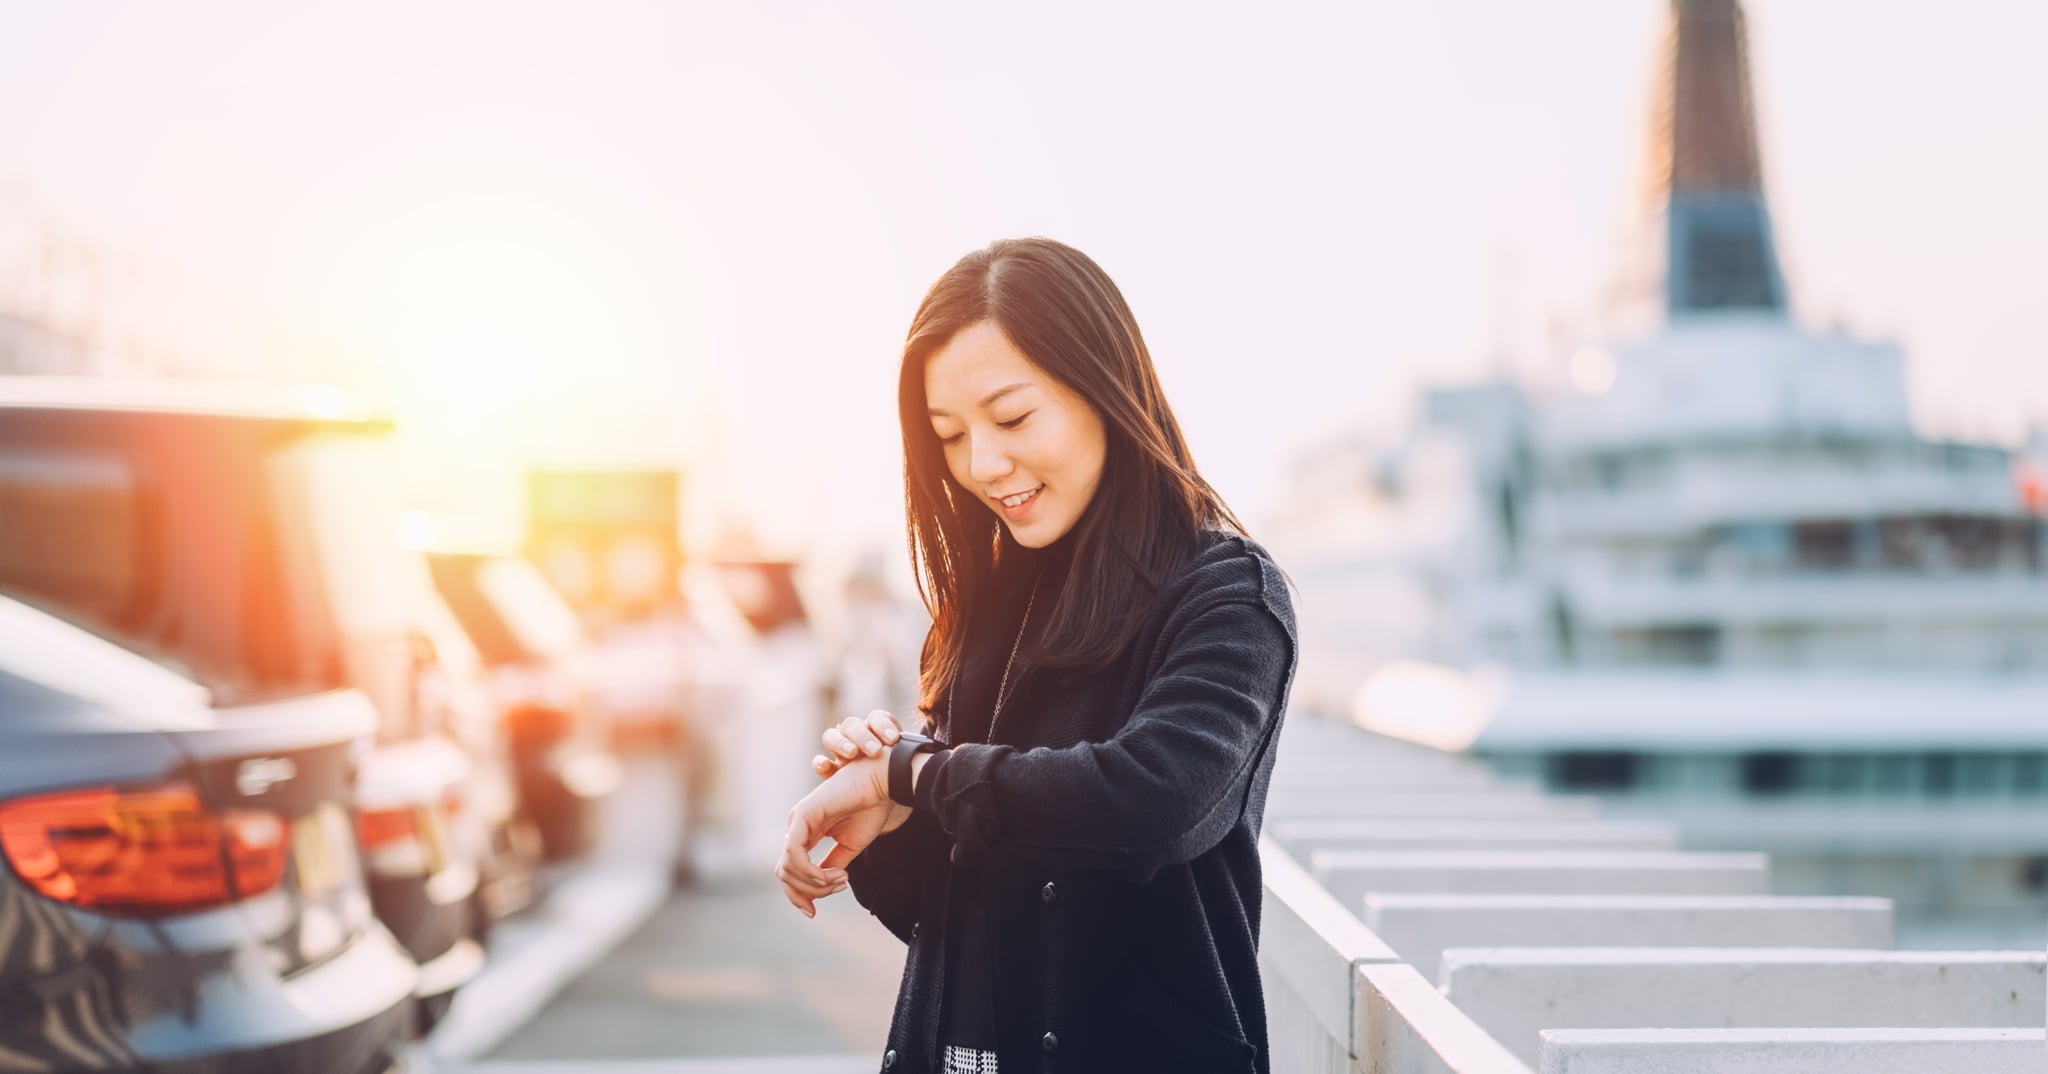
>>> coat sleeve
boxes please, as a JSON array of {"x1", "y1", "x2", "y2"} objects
[
  {"x1": 912, "y1": 597, "x2": 1295, "y2": 884},
  {"x1": 843, "y1": 783, "x2": 948, "y2": 944}
]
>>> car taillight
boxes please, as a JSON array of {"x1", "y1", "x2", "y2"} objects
[
  {"x1": 356, "y1": 804, "x2": 419, "y2": 851},
  {"x1": 356, "y1": 794, "x2": 458, "y2": 875},
  {"x1": 0, "y1": 784, "x2": 289, "y2": 916}
]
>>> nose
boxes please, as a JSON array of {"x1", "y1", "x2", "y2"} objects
[{"x1": 966, "y1": 430, "x2": 1014, "y2": 487}]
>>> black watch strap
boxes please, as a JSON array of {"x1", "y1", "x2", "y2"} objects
[{"x1": 888, "y1": 732, "x2": 940, "y2": 807}]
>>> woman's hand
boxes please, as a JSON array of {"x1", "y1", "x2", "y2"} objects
[
  {"x1": 812, "y1": 709, "x2": 923, "y2": 779},
  {"x1": 777, "y1": 754, "x2": 912, "y2": 918}
]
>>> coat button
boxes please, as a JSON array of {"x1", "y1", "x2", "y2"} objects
[
  {"x1": 1040, "y1": 881, "x2": 1057, "y2": 904},
  {"x1": 910, "y1": 923, "x2": 920, "y2": 940},
  {"x1": 882, "y1": 1048, "x2": 896, "y2": 1069},
  {"x1": 1041, "y1": 1031, "x2": 1059, "y2": 1054}
]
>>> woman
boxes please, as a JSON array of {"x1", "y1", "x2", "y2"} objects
[{"x1": 776, "y1": 237, "x2": 1296, "y2": 1074}]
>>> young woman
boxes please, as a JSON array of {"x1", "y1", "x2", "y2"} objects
[{"x1": 776, "y1": 237, "x2": 1297, "y2": 1074}]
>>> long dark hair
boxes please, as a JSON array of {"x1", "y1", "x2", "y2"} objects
[{"x1": 898, "y1": 237, "x2": 1247, "y2": 719}]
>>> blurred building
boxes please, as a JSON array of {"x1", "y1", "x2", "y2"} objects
[
  {"x1": 0, "y1": 310, "x2": 89, "y2": 375},
  {"x1": 1270, "y1": 0, "x2": 2048, "y2": 947}
]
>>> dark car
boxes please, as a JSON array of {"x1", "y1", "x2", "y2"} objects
[
  {"x1": 426, "y1": 550, "x2": 622, "y2": 862},
  {"x1": 0, "y1": 595, "x2": 416, "y2": 1072},
  {"x1": 0, "y1": 378, "x2": 505, "y2": 1031}
]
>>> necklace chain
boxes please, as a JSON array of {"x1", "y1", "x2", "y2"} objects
[{"x1": 948, "y1": 572, "x2": 1041, "y2": 745}]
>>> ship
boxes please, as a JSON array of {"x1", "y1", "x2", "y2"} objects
[{"x1": 1268, "y1": 0, "x2": 2048, "y2": 948}]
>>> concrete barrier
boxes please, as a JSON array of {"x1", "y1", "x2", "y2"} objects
[
  {"x1": 1265, "y1": 791, "x2": 1605, "y2": 821},
  {"x1": 1313, "y1": 851, "x2": 1771, "y2": 905},
  {"x1": 1256, "y1": 836, "x2": 1402, "y2": 1073},
  {"x1": 1537, "y1": 1027, "x2": 2048, "y2": 1074},
  {"x1": 1362, "y1": 895, "x2": 1894, "y2": 980},
  {"x1": 1272, "y1": 819, "x2": 1678, "y2": 858},
  {"x1": 1272, "y1": 765, "x2": 1520, "y2": 790},
  {"x1": 1356, "y1": 963, "x2": 1534, "y2": 1074},
  {"x1": 1441, "y1": 947, "x2": 2048, "y2": 1069}
]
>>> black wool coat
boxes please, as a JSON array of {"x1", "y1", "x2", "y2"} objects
[{"x1": 844, "y1": 531, "x2": 1298, "y2": 1074}]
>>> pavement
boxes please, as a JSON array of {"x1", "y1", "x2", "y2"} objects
[{"x1": 423, "y1": 750, "x2": 906, "y2": 1074}]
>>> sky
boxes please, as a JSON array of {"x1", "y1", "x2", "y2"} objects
[{"x1": 2, "y1": 0, "x2": 2044, "y2": 559}]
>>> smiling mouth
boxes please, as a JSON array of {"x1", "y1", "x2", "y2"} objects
[{"x1": 996, "y1": 485, "x2": 1044, "y2": 509}]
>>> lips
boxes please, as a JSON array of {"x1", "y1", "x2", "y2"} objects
[
  {"x1": 995, "y1": 485, "x2": 1044, "y2": 519},
  {"x1": 995, "y1": 485, "x2": 1043, "y2": 509}
]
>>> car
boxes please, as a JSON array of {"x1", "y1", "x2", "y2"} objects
[
  {"x1": 426, "y1": 549, "x2": 622, "y2": 862},
  {"x1": 0, "y1": 377, "x2": 514, "y2": 1033},
  {"x1": 0, "y1": 594, "x2": 417, "y2": 1072}
]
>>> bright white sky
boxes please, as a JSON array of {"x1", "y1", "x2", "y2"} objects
[{"x1": 2, "y1": 1, "x2": 2044, "y2": 558}]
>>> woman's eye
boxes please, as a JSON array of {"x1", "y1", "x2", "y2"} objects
[
  {"x1": 937, "y1": 432, "x2": 964, "y2": 446},
  {"x1": 998, "y1": 412, "x2": 1032, "y2": 430}
]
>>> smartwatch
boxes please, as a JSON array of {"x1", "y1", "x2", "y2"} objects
[{"x1": 887, "y1": 732, "x2": 942, "y2": 807}]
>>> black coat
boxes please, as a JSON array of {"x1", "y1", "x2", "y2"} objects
[{"x1": 845, "y1": 531, "x2": 1298, "y2": 1074}]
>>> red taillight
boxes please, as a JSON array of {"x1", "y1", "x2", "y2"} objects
[
  {"x1": 356, "y1": 800, "x2": 451, "y2": 875},
  {"x1": 0, "y1": 784, "x2": 289, "y2": 916},
  {"x1": 356, "y1": 804, "x2": 418, "y2": 850}
]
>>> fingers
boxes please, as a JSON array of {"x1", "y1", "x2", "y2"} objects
[
  {"x1": 837, "y1": 715, "x2": 891, "y2": 760},
  {"x1": 865, "y1": 710, "x2": 903, "y2": 744},
  {"x1": 816, "y1": 710, "x2": 915, "y2": 781},
  {"x1": 777, "y1": 868, "x2": 846, "y2": 918},
  {"x1": 776, "y1": 811, "x2": 846, "y2": 919},
  {"x1": 823, "y1": 727, "x2": 864, "y2": 762}
]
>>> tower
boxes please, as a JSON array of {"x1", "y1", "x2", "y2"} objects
[{"x1": 1617, "y1": 0, "x2": 1789, "y2": 322}]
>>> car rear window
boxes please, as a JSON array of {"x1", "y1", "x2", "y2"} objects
[{"x1": 0, "y1": 448, "x2": 146, "y2": 627}]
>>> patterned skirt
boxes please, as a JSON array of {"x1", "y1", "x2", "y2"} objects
[{"x1": 941, "y1": 1044, "x2": 999, "y2": 1073}]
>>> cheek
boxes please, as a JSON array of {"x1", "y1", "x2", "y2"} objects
[
  {"x1": 1065, "y1": 414, "x2": 1109, "y2": 492},
  {"x1": 941, "y1": 445, "x2": 971, "y2": 487}
]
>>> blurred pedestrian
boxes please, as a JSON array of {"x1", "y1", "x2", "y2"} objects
[{"x1": 776, "y1": 238, "x2": 1297, "y2": 1073}]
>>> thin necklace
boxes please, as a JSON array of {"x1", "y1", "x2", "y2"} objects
[{"x1": 948, "y1": 571, "x2": 1042, "y2": 745}]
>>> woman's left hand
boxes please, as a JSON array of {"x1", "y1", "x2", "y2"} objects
[{"x1": 777, "y1": 754, "x2": 904, "y2": 918}]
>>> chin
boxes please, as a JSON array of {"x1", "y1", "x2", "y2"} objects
[{"x1": 1006, "y1": 518, "x2": 1072, "y2": 549}]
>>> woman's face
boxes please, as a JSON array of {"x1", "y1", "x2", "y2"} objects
[{"x1": 925, "y1": 321, "x2": 1107, "y2": 549}]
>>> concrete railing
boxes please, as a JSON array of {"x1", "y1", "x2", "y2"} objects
[
  {"x1": 1259, "y1": 715, "x2": 2039, "y2": 1073},
  {"x1": 1270, "y1": 818, "x2": 1679, "y2": 857},
  {"x1": 1441, "y1": 947, "x2": 2048, "y2": 1069},
  {"x1": 1265, "y1": 790, "x2": 1605, "y2": 821},
  {"x1": 1259, "y1": 836, "x2": 1536, "y2": 1074},
  {"x1": 1311, "y1": 850, "x2": 1771, "y2": 904},
  {"x1": 1536, "y1": 1027, "x2": 2048, "y2": 1073}
]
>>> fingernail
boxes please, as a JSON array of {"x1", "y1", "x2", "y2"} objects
[
  {"x1": 826, "y1": 869, "x2": 847, "y2": 881},
  {"x1": 882, "y1": 730, "x2": 898, "y2": 743},
  {"x1": 865, "y1": 741, "x2": 881, "y2": 755}
]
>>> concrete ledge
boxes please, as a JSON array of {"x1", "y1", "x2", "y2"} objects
[
  {"x1": 1265, "y1": 791, "x2": 1604, "y2": 821},
  {"x1": 1362, "y1": 895, "x2": 1894, "y2": 980},
  {"x1": 1538, "y1": 1027, "x2": 2048, "y2": 1074},
  {"x1": 1272, "y1": 766, "x2": 1517, "y2": 790},
  {"x1": 1313, "y1": 851, "x2": 1770, "y2": 904},
  {"x1": 1355, "y1": 963, "x2": 1534, "y2": 1074},
  {"x1": 1441, "y1": 947, "x2": 2048, "y2": 1069},
  {"x1": 1256, "y1": 835, "x2": 1401, "y2": 1059},
  {"x1": 1272, "y1": 819, "x2": 1678, "y2": 857}
]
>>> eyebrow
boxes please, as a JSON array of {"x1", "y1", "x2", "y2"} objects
[{"x1": 928, "y1": 381, "x2": 1033, "y2": 418}]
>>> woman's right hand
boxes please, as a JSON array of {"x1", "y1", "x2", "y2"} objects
[{"x1": 813, "y1": 710, "x2": 922, "y2": 779}]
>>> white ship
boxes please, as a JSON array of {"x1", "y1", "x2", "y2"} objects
[{"x1": 1269, "y1": 0, "x2": 2048, "y2": 947}]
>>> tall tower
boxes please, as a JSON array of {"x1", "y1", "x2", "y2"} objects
[{"x1": 1616, "y1": 0, "x2": 1788, "y2": 322}]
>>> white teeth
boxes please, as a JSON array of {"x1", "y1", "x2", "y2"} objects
[{"x1": 1001, "y1": 486, "x2": 1042, "y2": 508}]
